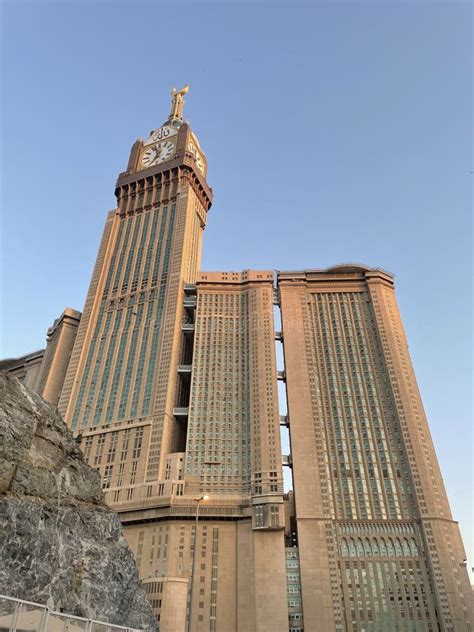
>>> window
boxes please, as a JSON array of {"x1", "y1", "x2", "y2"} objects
[{"x1": 103, "y1": 465, "x2": 113, "y2": 489}]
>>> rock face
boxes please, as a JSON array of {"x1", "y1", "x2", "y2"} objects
[{"x1": 0, "y1": 372, "x2": 157, "y2": 631}]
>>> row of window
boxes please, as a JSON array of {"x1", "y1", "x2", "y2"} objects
[
  {"x1": 311, "y1": 292, "x2": 404, "y2": 521},
  {"x1": 341, "y1": 537, "x2": 419, "y2": 558}
]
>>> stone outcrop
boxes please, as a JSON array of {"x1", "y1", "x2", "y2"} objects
[{"x1": 0, "y1": 371, "x2": 157, "y2": 631}]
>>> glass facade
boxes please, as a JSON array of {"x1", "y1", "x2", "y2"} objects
[{"x1": 70, "y1": 202, "x2": 176, "y2": 431}]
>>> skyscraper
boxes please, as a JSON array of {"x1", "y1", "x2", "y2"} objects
[
  {"x1": 278, "y1": 266, "x2": 473, "y2": 631},
  {"x1": 58, "y1": 85, "x2": 212, "y2": 487},
  {"x1": 53, "y1": 90, "x2": 472, "y2": 631},
  {"x1": 57, "y1": 90, "x2": 288, "y2": 631}
]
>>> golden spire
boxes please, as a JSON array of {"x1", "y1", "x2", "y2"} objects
[{"x1": 169, "y1": 84, "x2": 189, "y2": 121}]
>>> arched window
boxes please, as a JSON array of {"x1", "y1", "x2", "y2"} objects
[
  {"x1": 349, "y1": 538, "x2": 357, "y2": 557},
  {"x1": 364, "y1": 538, "x2": 372, "y2": 556},
  {"x1": 387, "y1": 538, "x2": 395, "y2": 556},
  {"x1": 394, "y1": 538, "x2": 403, "y2": 556},
  {"x1": 402, "y1": 539, "x2": 411, "y2": 556},
  {"x1": 356, "y1": 538, "x2": 365, "y2": 557},
  {"x1": 409, "y1": 538, "x2": 418, "y2": 556},
  {"x1": 372, "y1": 539, "x2": 380, "y2": 556},
  {"x1": 341, "y1": 538, "x2": 349, "y2": 557}
]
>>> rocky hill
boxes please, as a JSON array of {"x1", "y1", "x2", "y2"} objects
[{"x1": 0, "y1": 371, "x2": 157, "y2": 630}]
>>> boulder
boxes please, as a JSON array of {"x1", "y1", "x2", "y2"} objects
[{"x1": 0, "y1": 371, "x2": 157, "y2": 631}]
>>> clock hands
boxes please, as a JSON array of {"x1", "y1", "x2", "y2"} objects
[{"x1": 141, "y1": 141, "x2": 175, "y2": 168}]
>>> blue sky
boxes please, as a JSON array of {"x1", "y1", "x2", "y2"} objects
[{"x1": 1, "y1": 2, "x2": 472, "y2": 576}]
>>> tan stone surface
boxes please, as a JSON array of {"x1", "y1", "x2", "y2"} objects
[{"x1": 278, "y1": 266, "x2": 473, "y2": 631}]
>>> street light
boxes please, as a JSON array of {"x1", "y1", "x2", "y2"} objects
[{"x1": 188, "y1": 494, "x2": 209, "y2": 632}]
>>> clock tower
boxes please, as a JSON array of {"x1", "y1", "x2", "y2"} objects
[
  {"x1": 58, "y1": 89, "x2": 289, "y2": 632},
  {"x1": 59, "y1": 85, "x2": 212, "y2": 483}
]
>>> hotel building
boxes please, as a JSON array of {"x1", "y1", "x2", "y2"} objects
[{"x1": 5, "y1": 89, "x2": 472, "y2": 631}]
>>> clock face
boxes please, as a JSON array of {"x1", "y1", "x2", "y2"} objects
[
  {"x1": 141, "y1": 141, "x2": 175, "y2": 168},
  {"x1": 195, "y1": 154, "x2": 204, "y2": 173},
  {"x1": 156, "y1": 140, "x2": 175, "y2": 163},
  {"x1": 188, "y1": 141, "x2": 204, "y2": 173},
  {"x1": 142, "y1": 146, "x2": 159, "y2": 167}
]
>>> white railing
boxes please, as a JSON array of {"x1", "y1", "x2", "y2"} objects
[{"x1": 0, "y1": 594, "x2": 144, "y2": 632}]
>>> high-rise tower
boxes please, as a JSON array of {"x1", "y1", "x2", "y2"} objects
[
  {"x1": 278, "y1": 265, "x2": 473, "y2": 632},
  {"x1": 59, "y1": 85, "x2": 212, "y2": 485},
  {"x1": 58, "y1": 91, "x2": 289, "y2": 632}
]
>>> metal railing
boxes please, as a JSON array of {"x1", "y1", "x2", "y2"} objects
[{"x1": 0, "y1": 594, "x2": 144, "y2": 632}]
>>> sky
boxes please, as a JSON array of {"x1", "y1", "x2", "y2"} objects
[{"x1": 1, "y1": 1, "x2": 472, "y2": 576}]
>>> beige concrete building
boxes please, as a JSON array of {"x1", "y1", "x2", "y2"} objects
[
  {"x1": 115, "y1": 271, "x2": 288, "y2": 631},
  {"x1": 38, "y1": 307, "x2": 82, "y2": 406},
  {"x1": 24, "y1": 88, "x2": 471, "y2": 631},
  {"x1": 0, "y1": 307, "x2": 81, "y2": 406},
  {"x1": 278, "y1": 265, "x2": 473, "y2": 631},
  {"x1": 0, "y1": 349, "x2": 45, "y2": 392},
  {"x1": 56, "y1": 93, "x2": 288, "y2": 631}
]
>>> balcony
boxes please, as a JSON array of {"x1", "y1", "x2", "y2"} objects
[
  {"x1": 277, "y1": 370, "x2": 286, "y2": 381},
  {"x1": 282, "y1": 454, "x2": 292, "y2": 467},
  {"x1": 183, "y1": 296, "x2": 196, "y2": 308},
  {"x1": 173, "y1": 407, "x2": 189, "y2": 418},
  {"x1": 183, "y1": 283, "x2": 197, "y2": 294},
  {"x1": 279, "y1": 415, "x2": 289, "y2": 427},
  {"x1": 177, "y1": 364, "x2": 192, "y2": 374},
  {"x1": 181, "y1": 322, "x2": 195, "y2": 333},
  {"x1": 275, "y1": 331, "x2": 283, "y2": 341}
]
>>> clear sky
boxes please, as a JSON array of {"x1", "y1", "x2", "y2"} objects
[{"x1": 1, "y1": 1, "x2": 472, "y2": 577}]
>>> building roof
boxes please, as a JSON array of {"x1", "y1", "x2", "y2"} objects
[
  {"x1": 0, "y1": 349, "x2": 45, "y2": 371},
  {"x1": 277, "y1": 263, "x2": 394, "y2": 279}
]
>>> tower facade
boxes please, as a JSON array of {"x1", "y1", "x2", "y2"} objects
[
  {"x1": 58, "y1": 92, "x2": 288, "y2": 631},
  {"x1": 186, "y1": 270, "x2": 284, "y2": 502},
  {"x1": 278, "y1": 265, "x2": 473, "y2": 632},
  {"x1": 59, "y1": 88, "x2": 212, "y2": 490}
]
